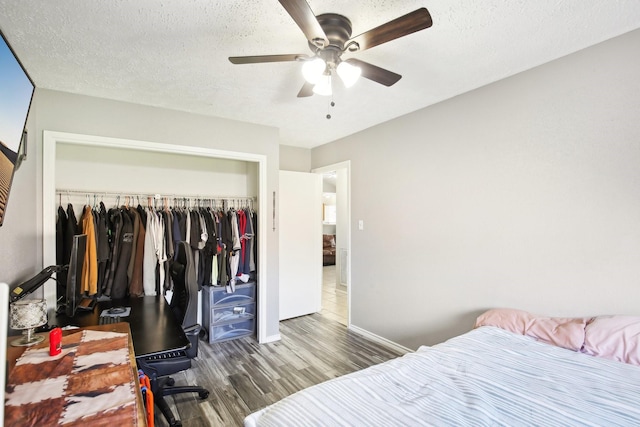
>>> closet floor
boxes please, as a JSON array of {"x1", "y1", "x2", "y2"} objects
[{"x1": 154, "y1": 313, "x2": 403, "y2": 426}]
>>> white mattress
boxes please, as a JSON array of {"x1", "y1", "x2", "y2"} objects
[{"x1": 245, "y1": 326, "x2": 640, "y2": 426}]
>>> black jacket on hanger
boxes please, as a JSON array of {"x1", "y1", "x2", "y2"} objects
[{"x1": 111, "y1": 208, "x2": 134, "y2": 299}]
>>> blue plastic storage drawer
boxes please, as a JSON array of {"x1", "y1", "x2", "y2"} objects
[
  {"x1": 212, "y1": 302, "x2": 256, "y2": 324},
  {"x1": 211, "y1": 282, "x2": 256, "y2": 307},
  {"x1": 210, "y1": 318, "x2": 255, "y2": 343}
]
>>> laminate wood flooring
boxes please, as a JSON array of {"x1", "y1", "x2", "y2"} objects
[
  {"x1": 154, "y1": 313, "x2": 405, "y2": 426},
  {"x1": 320, "y1": 265, "x2": 348, "y2": 325}
]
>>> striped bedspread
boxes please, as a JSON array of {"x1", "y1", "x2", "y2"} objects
[{"x1": 244, "y1": 326, "x2": 640, "y2": 426}]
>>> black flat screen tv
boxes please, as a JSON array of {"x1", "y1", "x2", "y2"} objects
[{"x1": 0, "y1": 28, "x2": 35, "y2": 226}]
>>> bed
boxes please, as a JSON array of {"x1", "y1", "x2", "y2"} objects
[{"x1": 244, "y1": 311, "x2": 640, "y2": 426}]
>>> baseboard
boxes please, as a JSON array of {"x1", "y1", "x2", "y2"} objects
[
  {"x1": 348, "y1": 324, "x2": 412, "y2": 355},
  {"x1": 260, "y1": 333, "x2": 281, "y2": 344}
]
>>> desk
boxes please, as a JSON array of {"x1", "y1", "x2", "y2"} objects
[
  {"x1": 19, "y1": 295, "x2": 192, "y2": 426},
  {"x1": 5, "y1": 323, "x2": 147, "y2": 426},
  {"x1": 54, "y1": 296, "x2": 190, "y2": 359}
]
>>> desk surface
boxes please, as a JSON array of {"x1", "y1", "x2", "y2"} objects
[
  {"x1": 5, "y1": 323, "x2": 147, "y2": 426},
  {"x1": 53, "y1": 296, "x2": 189, "y2": 359}
]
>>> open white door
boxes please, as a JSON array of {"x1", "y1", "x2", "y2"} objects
[{"x1": 279, "y1": 171, "x2": 322, "y2": 320}]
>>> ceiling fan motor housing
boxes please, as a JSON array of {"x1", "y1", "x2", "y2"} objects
[{"x1": 308, "y1": 13, "x2": 354, "y2": 65}]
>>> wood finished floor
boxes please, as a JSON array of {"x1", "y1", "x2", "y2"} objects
[
  {"x1": 320, "y1": 265, "x2": 348, "y2": 326},
  {"x1": 154, "y1": 313, "x2": 404, "y2": 426}
]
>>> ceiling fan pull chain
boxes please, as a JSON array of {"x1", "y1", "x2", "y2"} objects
[{"x1": 326, "y1": 99, "x2": 335, "y2": 120}]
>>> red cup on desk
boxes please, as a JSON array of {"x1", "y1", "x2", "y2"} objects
[{"x1": 49, "y1": 327, "x2": 62, "y2": 356}]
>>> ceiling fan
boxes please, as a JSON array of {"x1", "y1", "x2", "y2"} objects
[{"x1": 229, "y1": 0, "x2": 433, "y2": 98}]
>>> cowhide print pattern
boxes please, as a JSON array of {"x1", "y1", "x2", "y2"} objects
[{"x1": 5, "y1": 330, "x2": 140, "y2": 426}]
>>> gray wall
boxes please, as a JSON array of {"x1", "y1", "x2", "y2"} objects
[
  {"x1": 0, "y1": 89, "x2": 281, "y2": 339},
  {"x1": 279, "y1": 145, "x2": 311, "y2": 172},
  {"x1": 312, "y1": 29, "x2": 640, "y2": 349}
]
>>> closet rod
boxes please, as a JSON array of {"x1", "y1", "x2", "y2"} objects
[{"x1": 55, "y1": 188, "x2": 256, "y2": 202}]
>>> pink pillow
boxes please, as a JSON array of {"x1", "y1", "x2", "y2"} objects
[
  {"x1": 475, "y1": 308, "x2": 533, "y2": 334},
  {"x1": 527, "y1": 317, "x2": 588, "y2": 351},
  {"x1": 475, "y1": 308, "x2": 589, "y2": 351},
  {"x1": 582, "y1": 316, "x2": 640, "y2": 366}
]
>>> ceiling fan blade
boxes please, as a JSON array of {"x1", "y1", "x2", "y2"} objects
[
  {"x1": 278, "y1": 0, "x2": 328, "y2": 46},
  {"x1": 229, "y1": 54, "x2": 308, "y2": 64},
  {"x1": 346, "y1": 58, "x2": 401, "y2": 87},
  {"x1": 297, "y1": 81, "x2": 315, "y2": 97},
  {"x1": 347, "y1": 8, "x2": 432, "y2": 52}
]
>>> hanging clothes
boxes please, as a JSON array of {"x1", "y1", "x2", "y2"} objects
[
  {"x1": 64, "y1": 203, "x2": 78, "y2": 296},
  {"x1": 251, "y1": 209, "x2": 257, "y2": 273},
  {"x1": 80, "y1": 206, "x2": 98, "y2": 295},
  {"x1": 56, "y1": 206, "x2": 67, "y2": 267},
  {"x1": 195, "y1": 210, "x2": 208, "y2": 289},
  {"x1": 236, "y1": 209, "x2": 246, "y2": 276},
  {"x1": 56, "y1": 193, "x2": 257, "y2": 302},
  {"x1": 137, "y1": 204, "x2": 147, "y2": 231},
  {"x1": 153, "y1": 209, "x2": 167, "y2": 296},
  {"x1": 129, "y1": 207, "x2": 145, "y2": 297},
  {"x1": 143, "y1": 209, "x2": 158, "y2": 296},
  {"x1": 56, "y1": 206, "x2": 69, "y2": 299},
  {"x1": 218, "y1": 210, "x2": 232, "y2": 288},
  {"x1": 172, "y1": 209, "x2": 183, "y2": 261},
  {"x1": 227, "y1": 209, "x2": 241, "y2": 292},
  {"x1": 201, "y1": 208, "x2": 217, "y2": 287},
  {"x1": 111, "y1": 207, "x2": 134, "y2": 299},
  {"x1": 95, "y1": 202, "x2": 110, "y2": 297},
  {"x1": 126, "y1": 207, "x2": 140, "y2": 285},
  {"x1": 162, "y1": 208, "x2": 174, "y2": 292},
  {"x1": 238, "y1": 208, "x2": 254, "y2": 282},
  {"x1": 103, "y1": 208, "x2": 122, "y2": 297},
  {"x1": 65, "y1": 203, "x2": 79, "y2": 251}
]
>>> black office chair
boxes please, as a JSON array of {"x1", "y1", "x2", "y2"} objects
[{"x1": 139, "y1": 241, "x2": 210, "y2": 427}]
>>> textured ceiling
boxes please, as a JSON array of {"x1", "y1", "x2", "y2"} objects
[{"x1": 1, "y1": 1, "x2": 640, "y2": 148}]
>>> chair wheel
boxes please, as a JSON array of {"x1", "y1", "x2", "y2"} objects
[
  {"x1": 166, "y1": 377, "x2": 175, "y2": 386},
  {"x1": 170, "y1": 421, "x2": 182, "y2": 427},
  {"x1": 199, "y1": 328, "x2": 208, "y2": 341},
  {"x1": 199, "y1": 391, "x2": 209, "y2": 399}
]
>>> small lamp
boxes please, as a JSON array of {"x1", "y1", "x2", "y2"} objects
[
  {"x1": 313, "y1": 73, "x2": 332, "y2": 96},
  {"x1": 10, "y1": 299, "x2": 47, "y2": 347},
  {"x1": 302, "y1": 57, "x2": 326, "y2": 84},
  {"x1": 336, "y1": 61, "x2": 361, "y2": 88}
]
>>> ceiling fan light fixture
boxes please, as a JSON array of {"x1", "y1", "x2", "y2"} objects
[
  {"x1": 302, "y1": 58, "x2": 326, "y2": 84},
  {"x1": 336, "y1": 61, "x2": 361, "y2": 88},
  {"x1": 312, "y1": 74, "x2": 332, "y2": 96}
]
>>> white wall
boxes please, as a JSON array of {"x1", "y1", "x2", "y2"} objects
[
  {"x1": 0, "y1": 89, "x2": 281, "y2": 340},
  {"x1": 312, "y1": 29, "x2": 640, "y2": 349},
  {"x1": 55, "y1": 143, "x2": 254, "y2": 199}
]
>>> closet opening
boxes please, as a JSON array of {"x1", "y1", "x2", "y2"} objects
[{"x1": 42, "y1": 131, "x2": 270, "y2": 343}]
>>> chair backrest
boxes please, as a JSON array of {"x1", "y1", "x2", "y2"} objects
[
  {"x1": 170, "y1": 241, "x2": 198, "y2": 327},
  {"x1": 170, "y1": 241, "x2": 200, "y2": 358}
]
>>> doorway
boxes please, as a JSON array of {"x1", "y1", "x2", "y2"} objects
[{"x1": 313, "y1": 162, "x2": 350, "y2": 327}]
